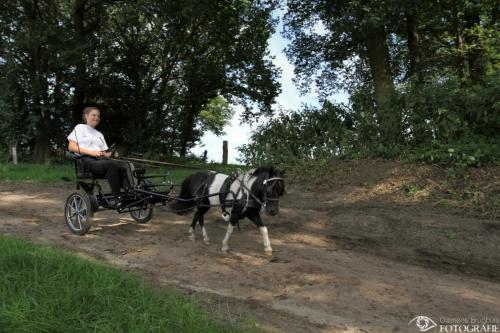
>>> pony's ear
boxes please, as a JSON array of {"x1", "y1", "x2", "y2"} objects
[{"x1": 278, "y1": 169, "x2": 286, "y2": 178}]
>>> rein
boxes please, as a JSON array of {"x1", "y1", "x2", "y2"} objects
[{"x1": 118, "y1": 156, "x2": 213, "y2": 170}]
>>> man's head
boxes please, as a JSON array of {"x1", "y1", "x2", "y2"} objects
[{"x1": 83, "y1": 107, "x2": 101, "y2": 128}]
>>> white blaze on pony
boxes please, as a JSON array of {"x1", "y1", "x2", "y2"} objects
[{"x1": 170, "y1": 167, "x2": 285, "y2": 254}]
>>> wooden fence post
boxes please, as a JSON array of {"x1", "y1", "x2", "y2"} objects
[
  {"x1": 11, "y1": 145, "x2": 18, "y2": 165},
  {"x1": 222, "y1": 140, "x2": 228, "y2": 165}
]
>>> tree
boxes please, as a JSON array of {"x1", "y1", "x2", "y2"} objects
[
  {"x1": 0, "y1": 0, "x2": 72, "y2": 163},
  {"x1": 284, "y1": 0, "x2": 402, "y2": 145},
  {"x1": 0, "y1": 0, "x2": 281, "y2": 161},
  {"x1": 283, "y1": 0, "x2": 498, "y2": 150}
]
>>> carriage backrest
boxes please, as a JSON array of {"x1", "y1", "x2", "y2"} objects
[
  {"x1": 65, "y1": 152, "x2": 93, "y2": 179},
  {"x1": 66, "y1": 152, "x2": 99, "y2": 180}
]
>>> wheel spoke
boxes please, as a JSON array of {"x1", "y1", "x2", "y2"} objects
[
  {"x1": 72, "y1": 196, "x2": 79, "y2": 212},
  {"x1": 68, "y1": 204, "x2": 77, "y2": 215},
  {"x1": 75, "y1": 212, "x2": 82, "y2": 229}
]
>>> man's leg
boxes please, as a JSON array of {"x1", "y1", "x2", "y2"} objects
[{"x1": 85, "y1": 159, "x2": 122, "y2": 195}]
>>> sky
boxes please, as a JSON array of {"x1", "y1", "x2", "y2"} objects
[{"x1": 190, "y1": 12, "x2": 346, "y2": 164}]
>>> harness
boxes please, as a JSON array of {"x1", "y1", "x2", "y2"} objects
[
  {"x1": 219, "y1": 173, "x2": 239, "y2": 215},
  {"x1": 238, "y1": 176, "x2": 284, "y2": 209},
  {"x1": 219, "y1": 173, "x2": 253, "y2": 217},
  {"x1": 191, "y1": 172, "x2": 284, "y2": 217}
]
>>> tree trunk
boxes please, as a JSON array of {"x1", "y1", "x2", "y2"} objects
[
  {"x1": 465, "y1": 7, "x2": 485, "y2": 83},
  {"x1": 23, "y1": 0, "x2": 50, "y2": 164},
  {"x1": 72, "y1": 0, "x2": 87, "y2": 124},
  {"x1": 179, "y1": 105, "x2": 196, "y2": 158},
  {"x1": 33, "y1": 132, "x2": 52, "y2": 164},
  {"x1": 362, "y1": 20, "x2": 401, "y2": 144},
  {"x1": 453, "y1": 5, "x2": 469, "y2": 80},
  {"x1": 405, "y1": 11, "x2": 422, "y2": 84}
]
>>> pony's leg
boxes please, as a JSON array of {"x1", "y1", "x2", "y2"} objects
[
  {"x1": 188, "y1": 216, "x2": 197, "y2": 241},
  {"x1": 248, "y1": 211, "x2": 273, "y2": 254},
  {"x1": 221, "y1": 223, "x2": 234, "y2": 253},
  {"x1": 197, "y1": 206, "x2": 210, "y2": 244},
  {"x1": 221, "y1": 208, "x2": 241, "y2": 253}
]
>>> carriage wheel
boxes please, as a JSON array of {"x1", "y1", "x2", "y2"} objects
[
  {"x1": 129, "y1": 178, "x2": 154, "y2": 223},
  {"x1": 64, "y1": 192, "x2": 93, "y2": 235},
  {"x1": 130, "y1": 203, "x2": 154, "y2": 223}
]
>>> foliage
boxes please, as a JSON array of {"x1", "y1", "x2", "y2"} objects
[
  {"x1": 198, "y1": 96, "x2": 234, "y2": 136},
  {"x1": 239, "y1": 0, "x2": 499, "y2": 169},
  {"x1": 238, "y1": 101, "x2": 354, "y2": 164},
  {"x1": 239, "y1": 74, "x2": 500, "y2": 168},
  {"x1": 0, "y1": 0, "x2": 280, "y2": 162}
]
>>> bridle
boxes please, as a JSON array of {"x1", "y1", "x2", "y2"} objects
[
  {"x1": 239, "y1": 176, "x2": 284, "y2": 209},
  {"x1": 262, "y1": 177, "x2": 285, "y2": 207}
]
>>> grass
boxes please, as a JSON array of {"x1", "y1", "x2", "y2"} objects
[
  {"x1": 0, "y1": 162, "x2": 248, "y2": 184},
  {"x1": 0, "y1": 163, "x2": 75, "y2": 183},
  {"x1": 0, "y1": 236, "x2": 256, "y2": 333},
  {"x1": 0, "y1": 163, "x2": 197, "y2": 184}
]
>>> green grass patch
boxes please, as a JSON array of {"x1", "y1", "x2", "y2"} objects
[
  {"x1": 0, "y1": 163, "x2": 195, "y2": 184},
  {"x1": 0, "y1": 163, "x2": 74, "y2": 183},
  {"x1": 0, "y1": 236, "x2": 256, "y2": 333},
  {"x1": 0, "y1": 162, "x2": 248, "y2": 184}
]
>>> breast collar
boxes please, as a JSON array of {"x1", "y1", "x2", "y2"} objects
[{"x1": 218, "y1": 173, "x2": 284, "y2": 214}]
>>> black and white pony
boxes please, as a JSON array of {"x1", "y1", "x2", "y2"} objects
[{"x1": 170, "y1": 166, "x2": 285, "y2": 254}]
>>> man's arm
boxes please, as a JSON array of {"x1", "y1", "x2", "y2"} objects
[{"x1": 68, "y1": 140, "x2": 103, "y2": 157}]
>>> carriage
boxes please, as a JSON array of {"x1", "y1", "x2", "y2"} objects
[
  {"x1": 63, "y1": 152, "x2": 285, "y2": 254},
  {"x1": 63, "y1": 152, "x2": 177, "y2": 235}
]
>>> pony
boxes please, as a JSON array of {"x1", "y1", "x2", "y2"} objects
[{"x1": 170, "y1": 166, "x2": 285, "y2": 254}]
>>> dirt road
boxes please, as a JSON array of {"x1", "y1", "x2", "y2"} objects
[{"x1": 1, "y1": 178, "x2": 499, "y2": 333}]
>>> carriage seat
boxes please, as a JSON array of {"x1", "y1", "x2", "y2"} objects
[
  {"x1": 66, "y1": 152, "x2": 141, "y2": 187},
  {"x1": 66, "y1": 152, "x2": 105, "y2": 180}
]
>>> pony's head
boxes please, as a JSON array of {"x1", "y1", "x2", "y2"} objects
[{"x1": 251, "y1": 166, "x2": 285, "y2": 216}]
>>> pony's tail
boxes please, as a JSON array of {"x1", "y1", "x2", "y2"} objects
[{"x1": 169, "y1": 174, "x2": 197, "y2": 215}]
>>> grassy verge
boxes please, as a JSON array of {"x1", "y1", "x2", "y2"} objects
[
  {"x1": 0, "y1": 236, "x2": 256, "y2": 333},
  {"x1": 0, "y1": 163, "x2": 75, "y2": 183},
  {"x1": 0, "y1": 163, "x2": 204, "y2": 184}
]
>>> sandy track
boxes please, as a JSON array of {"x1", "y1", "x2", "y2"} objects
[{"x1": 0, "y1": 181, "x2": 499, "y2": 333}]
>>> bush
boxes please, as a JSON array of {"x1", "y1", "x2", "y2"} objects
[{"x1": 239, "y1": 74, "x2": 499, "y2": 170}]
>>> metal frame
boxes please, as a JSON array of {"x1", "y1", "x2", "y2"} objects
[{"x1": 64, "y1": 153, "x2": 180, "y2": 235}]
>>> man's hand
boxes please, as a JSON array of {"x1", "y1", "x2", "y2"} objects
[
  {"x1": 92, "y1": 150, "x2": 104, "y2": 158},
  {"x1": 97, "y1": 151, "x2": 112, "y2": 158}
]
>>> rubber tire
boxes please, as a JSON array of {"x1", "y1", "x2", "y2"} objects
[
  {"x1": 129, "y1": 178, "x2": 154, "y2": 223},
  {"x1": 130, "y1": 203, "x2": 154, "y2": 224},
  {"x1": 64, "y1": 191, "x2": 93, "y2": 235}
]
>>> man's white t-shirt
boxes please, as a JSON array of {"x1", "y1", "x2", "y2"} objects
[{"x1": 67, "y1": 124, "x2": 108, "y2": 152}]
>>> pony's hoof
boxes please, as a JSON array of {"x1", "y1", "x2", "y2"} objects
[
  {"x1": 188, "y1": 235, "x2": 196, "y2": 241},
  {"x1": 265, "y1": 249, "x2": 273, "y2": 256},
  {"x1": 203, "y1": 239, "x2": 210, "y2": 245},
  {"x1": 221, "y1": 247, "x2": 230, "y2": 253}
]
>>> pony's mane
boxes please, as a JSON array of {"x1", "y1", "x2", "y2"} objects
[{"x1": 251, "y1": 166, "x2": 276, "y2": 177}]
